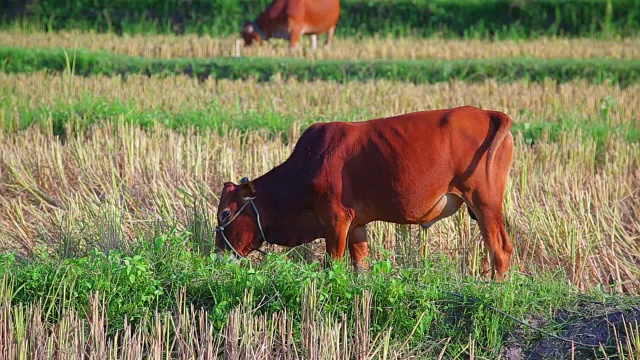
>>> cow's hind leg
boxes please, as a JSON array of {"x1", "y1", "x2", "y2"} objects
[
  {"x1": 463, "y1": 123, "x2": 514, "y2": 281},
  {"x1": 348, "y1": 225, "x2": 369, "y2": 271},
  {"x1": 466, "y1": 200, "x2": 513, "y2": 281}
]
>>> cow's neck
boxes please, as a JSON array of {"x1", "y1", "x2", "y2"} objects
[
  {"x1": 251, "y1": 19, "x2": 268, "y2": 40},
  {"x1": 252, "y1": 169, "x2": 321, "y2": 248}
]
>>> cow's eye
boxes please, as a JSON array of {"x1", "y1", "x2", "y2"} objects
[{"x1": 220, "y1": 209, "x2": 232, "y2": 222}]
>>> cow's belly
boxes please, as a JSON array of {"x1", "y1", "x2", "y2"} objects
[
  {"x1": 349, "y1": 180, "x2": 460, "y2": 224},
  {"x1": 276, "y1": 18, "x2": 333, "y2": 37},
  {"x1": 300, "y1": 24, "x2": 328, "y2": 35},
  {"x1": 367, "y1": 193, "x2": 460, "y2": 224},
  {"x1": 272, "y1": 24, "x2": 290, "y2": 39},
  {"x1": 419, "y1": 193, "x2": 464, "y2": 228},
  {"x1": 345, "y1": 156, "x2": 459, "y2": 225}
]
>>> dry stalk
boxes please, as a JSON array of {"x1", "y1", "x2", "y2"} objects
[
  {"x1": 2, "y1": 30, "x2": 640, "y2": 60},
  {"x1": 2, "y1": 73, "x2": 638, "y2": 129}
]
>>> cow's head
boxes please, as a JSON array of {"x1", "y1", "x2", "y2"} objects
[
  {"x1": 215, "y1": 177, "x2": 265, "y2": 259},
  {"x1": 241, "y1": 21, "x2": 264, "y2": 46}
]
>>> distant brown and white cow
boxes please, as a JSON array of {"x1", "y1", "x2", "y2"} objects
[
  {"x1": 215, "y1": 106, "x2": 515, "y2": 280},
  {"x1": 241, "y1": 0, "x2": 340, "y2": 50}
]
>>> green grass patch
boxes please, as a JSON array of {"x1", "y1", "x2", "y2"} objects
[
  {"x1": 1, "y1": 228, "x2": 636, "y2": 358},
  {"x1": 2, "y1": 95, "x2": 638, "y2": 145},
  {"x1": 3, "y1": 46, "x2": 640, "y2": 86},
  {"x1": 2, "y1": 0, "x2": 639, "y2": 39}
]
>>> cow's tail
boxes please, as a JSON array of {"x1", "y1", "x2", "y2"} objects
[{"x1": 485, "y1": 111, "x2": 513, "y2": 182}]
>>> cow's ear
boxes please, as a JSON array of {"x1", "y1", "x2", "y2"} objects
[
  {"x1": 223, "y1": 182, "x2": 235, "y2": 192},
  {"x1": 239, "y1": 181, "x2": 256, "y2": 199}
]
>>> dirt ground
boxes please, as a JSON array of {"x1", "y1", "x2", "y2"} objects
[{"x1": 502, "y1": 301, "x2": 640, "y2": 360}]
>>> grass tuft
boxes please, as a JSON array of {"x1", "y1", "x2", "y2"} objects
[
  {"x1": 3, "y1": 46, "x2": 640, "y2": 85},
  {"x1": 1, "y1": 240, "x2": 638, "y2": 359}
]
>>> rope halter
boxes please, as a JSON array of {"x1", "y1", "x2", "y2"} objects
[
  {"x1": 215, "y1": 195, "x2": 268, "y2": 259},
  {"x1": 250, "y1": 20, "x2": 267, "y2": 41}
]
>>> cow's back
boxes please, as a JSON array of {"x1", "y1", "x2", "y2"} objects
[
  {"x1": 287, "y1": 106, "x2": 506, "y2": 223},
  {"x1": 286, "y1": 0, "x2": 340, "y2": 31}
]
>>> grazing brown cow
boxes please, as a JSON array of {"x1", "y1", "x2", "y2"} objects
[
  {"x1": 215, "y1": 106, "x2": 515, "y2": 280},
  {"x1": 241, "y1": 0, "x2": 340, "y2": 50}
]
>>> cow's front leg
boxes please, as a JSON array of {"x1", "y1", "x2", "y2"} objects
[
  {"x1": 310, "y1": 34, "x2": 318, "y2": 51},
  {"x1": 288, "y1": 25, "x2": 303, "y2": 50},
  {"x1": 323, "y1": 218, "x2": 351, "y2": 268},
  {"x1": 348, "y1": 225, "x2": 369, "y2": 271}
]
